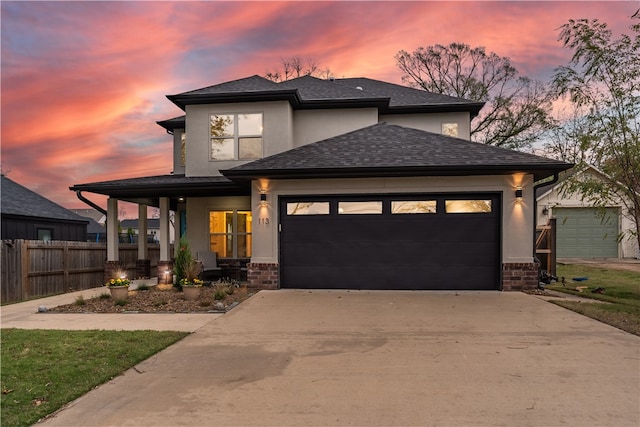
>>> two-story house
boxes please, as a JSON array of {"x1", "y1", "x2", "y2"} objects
[{"x1": 71, "y1": 75, "x2": 572, "y2": 290}]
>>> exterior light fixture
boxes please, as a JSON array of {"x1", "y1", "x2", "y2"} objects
[
  {"x1": 515, "y1": 187, "x2": 523, "y2": 200},
  {"x1": 260, "y1": 191, "x2": 267, "y2": 205}
]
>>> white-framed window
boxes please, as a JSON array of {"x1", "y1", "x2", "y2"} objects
[
  {"x1": 209, "y1": 210, "x2": 252, "y2": 258},
  {"x1": 210, "y1": 113, "x2": 263, "y2": 160},
  {"x1": 442, "y1": 122, "x2": 458, "y2": 137}
]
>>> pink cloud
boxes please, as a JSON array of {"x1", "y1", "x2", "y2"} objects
[{"x1": 1, "y1": 0, "x2": 635, "y2": 218}]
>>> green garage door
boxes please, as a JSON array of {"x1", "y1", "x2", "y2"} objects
[{"x1": 555, "y1": 207, "x2": 619, "y2": 257}]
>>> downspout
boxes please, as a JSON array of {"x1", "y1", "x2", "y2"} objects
[
  {"x1": 532, "y1": 172, "x2": 560, "y2": 259},
  {"x1": 75, "y1": 191, "x2": 107, "y2": 216},
  {"x1": 76, "y1": 191, "x2": 108, "y2": 243}
]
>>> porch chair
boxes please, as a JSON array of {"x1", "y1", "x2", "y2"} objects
[{"x1": 197, "y1": 251, "x2": 222, "y2": 281}]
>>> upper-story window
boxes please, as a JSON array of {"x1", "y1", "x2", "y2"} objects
[{"x1": 210, "y1": 113, "x2": 263, "y2": 160}]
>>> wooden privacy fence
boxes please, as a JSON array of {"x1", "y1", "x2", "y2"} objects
[
  {"x1": 536, "y1": 218, "x2": 557, "y2": 276},
  {"x1": 1, "y1": 240, "x2": 164, "y2": 303}
]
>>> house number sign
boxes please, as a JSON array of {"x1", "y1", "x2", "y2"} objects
[{"x1": 259, "y1": 217, "x2": 270, "y2": 225}]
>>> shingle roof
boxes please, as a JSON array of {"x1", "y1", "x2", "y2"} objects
[
  {"x1": 1, "y1": 175, "x2": 89, "y2": 222},
  {"x1": 180, "y1": 75, "x2": 280, "y2": 95},
  {"x1": 70, "y1": 174, "x2": 249, "y2": 204},
  {"x1": 165, "y1": 75, "x2": 484, "y2": 116},
  {"x1": 222, "y1": 123, "x2": 573, "y2": 181},
  {"x1": 156, "y1": 115, "x2": 185, "y2": 132}
]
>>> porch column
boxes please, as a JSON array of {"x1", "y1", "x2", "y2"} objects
[
  {"x1": 157, "y1": 197, "x2": 173, "y2": 284},
  {"x1": 104, "y1": 197, "x2": 120, "y2": 282},
  {"x1": 136, "y1": 204, "x2": 150, "y2": 278}
]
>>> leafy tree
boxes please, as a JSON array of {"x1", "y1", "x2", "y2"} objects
[
  {"x1": 265, "y1": 56, "x2": 333, "y2": 82},
  {"x1": 395, "y1": 43, "x2": 555, "y2": 149},
  {"x1": 550, "y1": 10, "x2": 640, "y2": 251}
]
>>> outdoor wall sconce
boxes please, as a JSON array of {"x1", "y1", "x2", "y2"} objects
[
  {"x1": 260, "y1": 191, "x2": 267, "y2": 205},
  {"x1": 542, "y1": 207, "x2": 549, "y2": 215},
  {"x1": 515, "y1": 187, "x2": 523, "y2": 201}
]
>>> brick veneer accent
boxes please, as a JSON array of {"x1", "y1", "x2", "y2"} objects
[
  {"x1": 157, "y1": 260, "x2": 174, "y2": 285},
  {"x1": 247, "y1": 263, "x2": 279, "y2": 289},
  {"x1": 502, "y1": 262, "x2": 540, "y2": 291},
  {"x1": 104, "y1": 261, "x2": 123, "y2": 284}
]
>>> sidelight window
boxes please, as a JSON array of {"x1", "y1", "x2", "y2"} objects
[{"x1": 209, "y1": 210, "x2": 252, "y2": 257}]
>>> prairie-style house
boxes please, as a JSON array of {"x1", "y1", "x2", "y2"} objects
[{"x1": 71, "y1": 75, "x2": 572, "y2": 290}]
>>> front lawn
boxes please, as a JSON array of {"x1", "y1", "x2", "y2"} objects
[
  {"x1": 0, "y1": 329, "x2": 188, "y2": 427},
  {"x1": 546, "y1": 264, "x2": 640, "y2": 336}
]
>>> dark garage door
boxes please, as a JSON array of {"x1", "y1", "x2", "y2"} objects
[{"x1": 280, "y1": 193, "x2": 501, "y2": 290}]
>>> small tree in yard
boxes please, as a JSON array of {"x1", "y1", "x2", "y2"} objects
[
  {"x1": 174, "y1": 236, "x2": 192, "y2": 290},
  {"x1": 550, "y1": 10, "x2": 640, "y2": 251}
]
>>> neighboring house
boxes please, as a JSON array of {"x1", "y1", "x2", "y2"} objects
[
  {"x1": 1, "y1": 174, "x2": 88, "y2": 241},
  {"x1": 536, "y1": 165, "x2": 640, "y2": 259},
  {"x1": 120, "y1": 218, "x2": 175, "y2": 243},
  {"x1": 70, "y1": 208, "x2": 107, "y2": 242},
  {"x1": 69, "y1": 208, "x2": 106, "y2": 225},
  {"x1": 71, "y1": 75, "x2": 572, "y2": 290}
]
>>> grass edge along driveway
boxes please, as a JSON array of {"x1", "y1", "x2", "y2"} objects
[
  {"x1": 546, "y1": 264, "x2": 640, "y2": 336},
  {"x1": 1, "y1": 329, "x2": 188, "y2": 427}
]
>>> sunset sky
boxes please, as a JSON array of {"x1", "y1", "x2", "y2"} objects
[{"x1": 1, "y1": 1, "x2": 636, "y2": 218}]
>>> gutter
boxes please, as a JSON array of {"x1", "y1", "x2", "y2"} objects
[{"x1": 75, "y1": 191, "x2": 107, "y2": 216}]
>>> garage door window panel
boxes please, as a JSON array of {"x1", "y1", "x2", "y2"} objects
[
  {"x1": 445, "y1": 199, "x2": 492, "y2": 213},
  {"x1": 286, "y1": 202, "x2": 330, "y2": 215},
  {"x1": 391, "y1": 200, "x2": 437, "y2": 214},
  {"x1": 338, "y1": 201, "x2": 382, "y2": 214}
]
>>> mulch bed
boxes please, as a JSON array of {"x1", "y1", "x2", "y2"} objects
[{"x1": 49, "y1": 284, "x2": 256, "y2": 313}]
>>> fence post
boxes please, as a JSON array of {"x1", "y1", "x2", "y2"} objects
[
  {"x1": 63, "y1": 241, "x2": 70, "y2": 288},
  {"x1": 19, "y1": 240, "x2": 30, "y2": 298}
]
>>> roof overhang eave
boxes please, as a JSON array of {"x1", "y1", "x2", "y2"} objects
[
  {"x1": 166, "y1": 90, "x2": 301, "y2": 110},
  {"x1": 381, "y1": 102, "x2": 485, "y2": 118},
  {"x1": 223, "y1": 163, "x2": 574, "y2": 182}
]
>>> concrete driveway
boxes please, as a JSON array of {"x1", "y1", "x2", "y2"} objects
[{"x1": 38, "y1": 290, "x2": 639, "y2": 427}]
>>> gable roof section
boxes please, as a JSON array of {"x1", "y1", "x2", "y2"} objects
[
  {"x1": 1, "y1": 175, "x2": 88, "y2": 223},
  {"x1": 165, "y1": 75, "x2": 483, "y2": 117},
  {"x1": 222, "y1": 123, "x2": 573, "y2": 182}
]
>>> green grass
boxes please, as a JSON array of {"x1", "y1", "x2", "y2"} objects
[
  {"x1": 1, "y1": 329, "x2": 188, "y2": 427},
  {"x1": 546, "y1": 264, "x2": 640, "y2": 336}
]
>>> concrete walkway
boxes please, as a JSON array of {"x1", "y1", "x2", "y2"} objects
[
  {"x1": 31, "y1": 290, "x2": 639, "y2": 427},
  {"x1": 1, "y1": 286, "x2": 220, "y2": 332}
]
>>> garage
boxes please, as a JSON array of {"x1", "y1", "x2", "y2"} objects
[
  {"x1": 279, "y1": 193, "x2": 501, "y2": 290},
  {"x1": 555, "y1": 207, "x2": 619, "y2": 258}
]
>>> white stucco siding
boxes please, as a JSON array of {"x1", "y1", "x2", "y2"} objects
[
  {"x1": 184, "y1": 101, "x2": 293, "y2": 177},
  {"x1": 251, "y1": 174, "x2": 535, "y2": 265},
  {"x1": 292, "y1": 108, "x2": 378, "y2": 147},
  {"x1": 380, "y1": 112, "x2": 471, "y2": 140}
]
